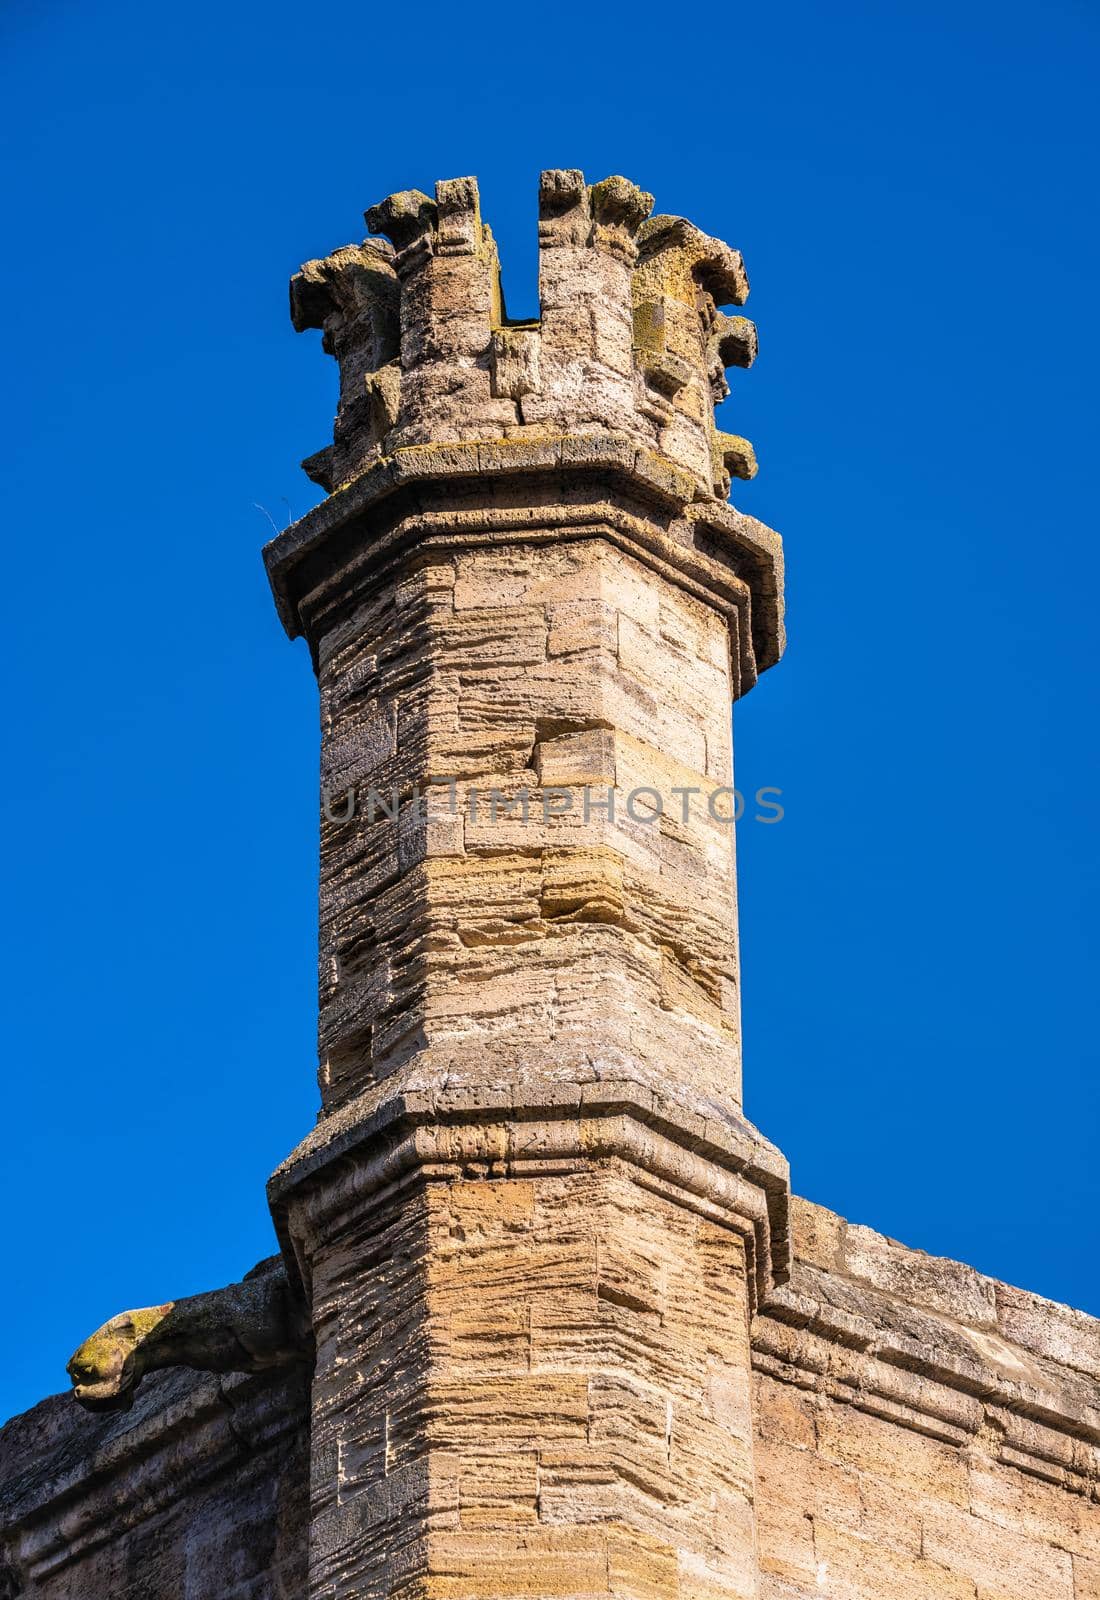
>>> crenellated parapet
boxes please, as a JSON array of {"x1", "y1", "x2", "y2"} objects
[
  {"x1": 290, "y1": 241, "x2": 400, "y2": 492},
  {"x1": 633, "y1": 214, "x2": 758, "y2": 495},
  {"x1": 291, "y1": 170, "x2": 763, "y2": 506}
]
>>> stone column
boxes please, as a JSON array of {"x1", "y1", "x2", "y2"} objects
[{"x1": 266, "y1": 171, "x2": 789, "y2": 1600}]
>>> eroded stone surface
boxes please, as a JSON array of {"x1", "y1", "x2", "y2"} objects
[
  {"x1": 303, "y1": 1167, "x2": 761, "y2": 1597},
  {"x1": 752, "y1": 1199, "x2": 1100, "y2": 1600},
  {"x1": 2, "y1": 1203, "x2": 1096, "y2": 1598},
  {"x1": 292, "y1": 172, "x2": 760, "y2": 505},
  {"x1": 0, "y1": 1363, "x2": 309, "y2": 1599},
  {"x1": 1, "y1": 170, "x2": 1095, "y2": 1600},
  {"x1": 305, "y1": 537, "x2": 750, "y2": 1119},
  {"x1": 67, "y1": 1257, "x2": 307, "y2": 1413}
]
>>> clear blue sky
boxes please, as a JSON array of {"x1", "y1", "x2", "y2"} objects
[{"x1": 1, "y1": 0, "x2": 1097, "y2": 1424}]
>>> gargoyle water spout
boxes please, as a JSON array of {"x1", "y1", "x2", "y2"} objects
[{"x1": 67, "y1": 1257, "x2": 308, "y2": 1412}]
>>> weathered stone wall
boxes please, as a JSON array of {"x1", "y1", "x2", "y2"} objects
[
  {"x1": 313, "y1": 535, "x2": 747, "y2": 1114},
  {"x1": 3, "y1": 1204, "x2": 1095, "y2": 1597},
  {"x1": 754, "y1": 1198, "x2": 1100, "y2": 1599},
  {"x1": 0, "y1": 1363, "x2": 308, "y2": 1598},
  {"x1": 305, "y1": 1166, "x2": 760, "y2": 1597}
]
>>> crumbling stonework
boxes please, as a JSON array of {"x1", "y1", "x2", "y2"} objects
[
  {"x1": 0, "y1": 1364, "x2": 309, "y2": 1598},
  {"x1": 2, "y1": 1205, "x2": 1095, "y2": 1596},
  {"x1": 0, "y1": 171, "x2": 1095, "y2": 1598},
  {"x1": 755, "y1": 1199, "x2": 1100, "y2": 1598},
  {"x1": 288, "y1": 172, "x2": 763, "y2": 508}
]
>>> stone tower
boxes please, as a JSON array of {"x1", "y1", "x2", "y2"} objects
[
  {"x1": 263, "y1": 170, "x2": 789, "y2": 1597},
  {"x1": 3, "y1": 171, "x2": 1096, "y2": 1600}
]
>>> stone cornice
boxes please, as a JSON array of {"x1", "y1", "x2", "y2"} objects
[
  {"x1": 296, "y1": 500, "x2": 760, "y2": 696},
  {"x1": 0, "y1": 1366, "x2": 307, "y2": 1586},
  {"x1": 752, "y1": 1263, "x2": 1100, "y2": 1495},
  {"x1": 262, "y1": 432, "x2": 784, "y2": 684},
  {"x1": 267, "y1": 1079, "x2": 791, "y2": 1316}
]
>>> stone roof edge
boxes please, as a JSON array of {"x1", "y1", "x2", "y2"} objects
[
  {"x1": 751, "y1": 1195, "x2": 1100, "y2": 1490},
  {"x1": 261, "y1": 432, "x2": 784, "y2": 665},
  {"x1": 0, "y1": 1366, "x2": 305, "y2": 1583}
]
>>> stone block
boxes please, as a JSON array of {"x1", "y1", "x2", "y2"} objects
[{"x1": 842, "y1": 1221, "x2": 998, "y2": 1329}]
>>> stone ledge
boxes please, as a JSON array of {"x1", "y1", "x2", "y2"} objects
[
  {"x1": 267, "y1": 1077, "x2": 791, "y2": 1313},
  {"x1": 292, "y1": 497, "x2": 762, "y2": 694},
  {"x1": 0, "y1": 1364, "x2": 308, "y2": 1586},
  {"x1": 790, "y1": 1195, "x2": 1100, "y2": 1381},
  {"x1": 262, "y1": 432, "x2": 784, "y2": 677},
  {"x1": 752, "y1": 1198, "x2": 1100, "y2": 1489}
]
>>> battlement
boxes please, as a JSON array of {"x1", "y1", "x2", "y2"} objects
[{"x1": 292, "y1": 171, "x2": 760, "y2": 502}]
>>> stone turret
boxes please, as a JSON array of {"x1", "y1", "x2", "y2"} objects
[
  {"x1": 264, "y1": 171, "x2": 789, "y2": 1600},
  {"x1": 3, "y1": 168, "x2": 1097, "y2": 1600},
  {"x1": 288, "y1": 172, "x2": 764, "y2": 507}
]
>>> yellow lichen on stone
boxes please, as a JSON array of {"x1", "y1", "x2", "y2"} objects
[{"x1": 67, "y1": 1303, "x2": 174, "y2": 1412}]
